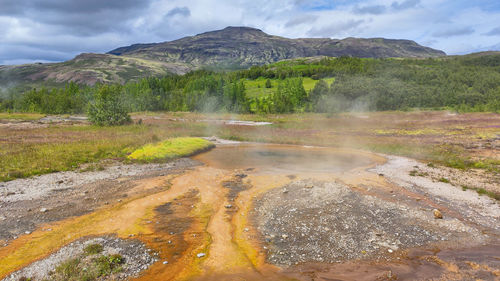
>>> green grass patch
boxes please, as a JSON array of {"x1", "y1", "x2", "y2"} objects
[
  {"x1": 47, "y1": 254, "x2": 124, "y2": 281},
  {"x1": 302, "y1": 77, "x2": 335, "y2": 91},
  {"x1": 244, "y1": 77, "x2": 334, "y2": 98},
  {"x1": 462, "y1": 185, "x2": 500, "y2": 200},
  {"x1": 0, "y1": 113, "x2": 44, "y2": 121},
  {"x1": 84, "y1": 244, "x2": 104, "y2": 256},
  {"x1": 438, "y1": 177, "x2": 450, "y2": 183},
  {"x1": 127, "y1": 137, "x2": 214, "y2": 162}
]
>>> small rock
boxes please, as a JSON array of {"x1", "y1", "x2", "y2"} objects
[
  {"x1": 197, "y1": 253, "x2": 206, "y2": 258},
  {"x1": 244, "y1": 228, "x2": 249, "y2": 232},
  {"x1": 40, "y1": 208, "x2": 48, "y2": 213},
  {"x1": 281, "y1": 234, "x2": 289, "y2": 239},
  {"x1": 225, "y1": 204, "x2": 233, "y2": 208},
  {"x1": 282, "y1": 189, "x2": 288, "y2": 193},
  {"x1": 388, "y1": 249, "x2": 393, "y2": 253},
  {"x1": 433, "y1": 209, "x2": 443, "y2": 219},
  {"x1": 163, "y1": 261, "x2": 169, "y2": 264},
  {"x1": 24, "y1": 231, "x2": 31, "y2": 235}
]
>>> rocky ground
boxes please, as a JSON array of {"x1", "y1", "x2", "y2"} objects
[
  {"x1": 3, "y1": 236, "x2": 156, "y2": 281},
  {"x1": 371, "y1": 155, "x2": 500, "y2": 230},
  {"x1": 0, "y1": 158, "x2": 199, "y2": 243},
  {"x1": 253, "y1": 179, "x2": 484, "y2": 266}
]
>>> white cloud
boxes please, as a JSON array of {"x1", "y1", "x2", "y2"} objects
[{"x1": 1, "y1": 0, "x2": 500, "y2": 64}]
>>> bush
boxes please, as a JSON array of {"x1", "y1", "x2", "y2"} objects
[{"x1": 87, "y1": 85, "x2": 131, "y2": 126}]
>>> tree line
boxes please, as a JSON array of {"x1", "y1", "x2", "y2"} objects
[{"x1": 1, "y1": 55, "x2": 499, "y2": 119}]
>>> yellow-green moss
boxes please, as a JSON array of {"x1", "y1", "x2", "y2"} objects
[{"x1": 127, "y1": 137, "x2": 214, "y2": 162}]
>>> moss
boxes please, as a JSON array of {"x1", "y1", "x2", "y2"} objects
[
  {"x1": 84, "y1": 243, "x2": 103, "y2": 256},
  {"x1": 438, "y1": 177, "x2": 450, "y2": 183},
  {"x1": 127, "y1": 137, "x2": 214, "y2": 162}
]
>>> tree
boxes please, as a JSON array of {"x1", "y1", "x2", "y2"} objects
[
  {"x1": 87, "y1": 84, "x2": 131, "y2": 126},
  {"x1": 265, "y1": 79, "x2": 272, "y2": 88}
]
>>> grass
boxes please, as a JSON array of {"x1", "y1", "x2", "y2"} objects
[
  {"x1": 31, "y1": 242, "x2": 125, "y2": 281},
  {"x1": 0, "y1": 113, "x2": 44, "y2": 121},
  {"x1": 462, "y1": 185, "x2": 500, "y2": 200},
  {"x1": 0, "y1": 123, "x2": 210, "y2": 181},
  {"x1": 438, "y1": 177, "x2": 450, "y2": 183},
  {"x1": 1, "y1": 111, "x2": 498, "y2": 186},
  {"x1": 47, "y1": 254, "x2": 124, "y2": 281},
  {"x1": 84, "y1": 244, "x2": 103, "y2": 256},
  {"x1": 127, "y1": 137, "x2": 215, "y2": 162},
  {"x1": 244, "y1": 77, "x2": 335, "y2": 98}
]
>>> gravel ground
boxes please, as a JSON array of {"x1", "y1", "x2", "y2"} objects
[
  {"x1": 2, "y1": 236, "x2": 156, "y2": 281},
  {"x1": 253, "y1": 179, "x2": 484, "y2": 267},
  {"x1": 371, "y1": 155, "x2": 500, "y2": 231},
  {"x1": 0, "y1": 158, "x2": 199, "y2": 242},
  {"x1": 0, "y1": 160, "x2": 194, "y2": 203}
]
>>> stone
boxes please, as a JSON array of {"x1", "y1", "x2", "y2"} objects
[
  {"x1": 225, "y1": 204, "x2": 233, "y2": 208},
  {"x1": 281, "y1": 234, "x2": 289, "y2": 239},
  {"x1": 40, "y1": 208, "x2": 48, "y2": 213},
  {"x1": 197, "y1": 253, "x2": 206, "y2": 258},
  {"x1": 433, "y1": 209, "x2": 443, "y2": 219}
]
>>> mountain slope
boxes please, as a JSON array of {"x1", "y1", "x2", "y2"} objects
[
  {"x1": 1, "y1": 26, "x2": 446, "y2": 89},
  {"x1": 108, "y1": 26, "x2": 445, "y2": 67},
  {"x1": 0, "y1": 53, "x2": 189, "y2": 89}
]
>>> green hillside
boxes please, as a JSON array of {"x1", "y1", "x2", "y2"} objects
[{"x1": 1, "y1": 53, "x2": 500, "y2": 115}]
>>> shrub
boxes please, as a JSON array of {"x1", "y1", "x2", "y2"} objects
[{"x1": 87, "y1": 85, "x2": 131, "y2": 126}]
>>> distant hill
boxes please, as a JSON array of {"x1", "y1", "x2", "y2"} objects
[
  {"x1": 1, "y1": 26, "x2": 446, "y2": 88},
  {"x1": 0, "y1": 53, "x2": 188, "y2": 89},
  {"x1": 109, "y1": 26, "x2": 446, "y2": 67}
]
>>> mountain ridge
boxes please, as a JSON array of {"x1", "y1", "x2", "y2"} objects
[
  {"x1": 1, "y1": 26, "x2": 446, "y2": 88},
  {"x1": 108, "y1": 26, "x2": 446, "y2": 67}
]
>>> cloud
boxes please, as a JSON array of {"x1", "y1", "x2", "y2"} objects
[
  {"x1": 285, "y1": 15, "x2": 317, "y2": 27},
  {"x1": 391, "y1": 0, "x2": 420, "y2": 10},
  {"x1": 483, "y1": 26, "x2": 500, "y2": 36},
  {"x1": 433, "y1": 27, "x2": 475, "y2": 38},
  {"x1": 307, "y1": 20, "x2": 365, "y2": 37},
  {"x1": 166, "y1": 7, "x2": 191, "y2": 18},
  {"x1": 1, "y1": 0, "x2": 500, "y2": 64},
  {"x1": 353, "y1": 5, "x2": 386, "y2": 15}
]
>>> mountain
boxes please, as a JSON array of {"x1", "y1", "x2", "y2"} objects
[
  {"x1": 108, "y1": 26, "x2": 445, "y2": 67},
  {"x1": 1, "y1": 26, "x2": 445, "y2": 89},
  {"x1": 0, "y1": 53, "x2": 188, "y2": 89}
]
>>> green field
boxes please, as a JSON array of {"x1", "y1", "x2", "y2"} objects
[{"x1": 244, "y1": 77, "x2": 335, "y2": 98}]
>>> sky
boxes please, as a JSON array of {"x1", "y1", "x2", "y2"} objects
[{"x1": 1, "y1": 0, "x2": 500, "y2": 65}]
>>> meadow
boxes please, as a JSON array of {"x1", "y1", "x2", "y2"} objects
[{"x1": 1, "y1": 111, "x2": 498, "y2": 192}]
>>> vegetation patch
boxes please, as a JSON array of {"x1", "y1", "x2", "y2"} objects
[
  {"x1": 127, "y1": 137, "x2": 214, "y2": 162},
  {"x1": 29, "y1": 243, "x2": 126, "y2": 281},
  {"x1": 0, "y1": 113, "x2": 44, "y2": 121}
]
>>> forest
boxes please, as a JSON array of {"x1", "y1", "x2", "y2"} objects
[{"x1": 1, "y1": 54, "x2": 500, "y2": 116}]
